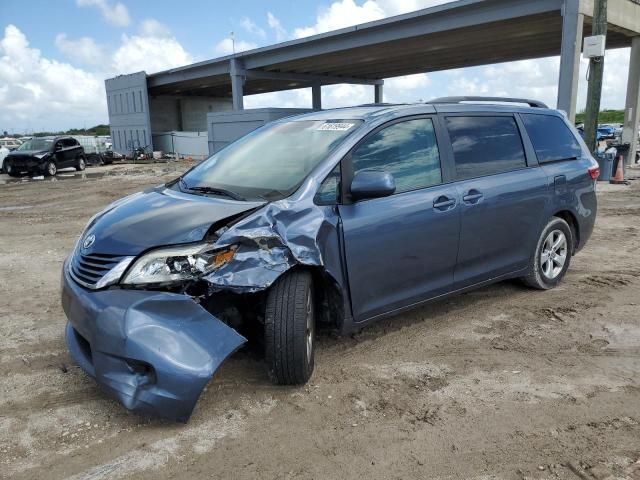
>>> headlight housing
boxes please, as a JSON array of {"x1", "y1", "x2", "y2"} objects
[{"x1": 121, "y1": 243, "x2": 236, "y2": 285}]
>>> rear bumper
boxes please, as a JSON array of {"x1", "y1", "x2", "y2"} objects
[{"x1": 61, "y1": 259, "x2": 246, "y2": 422}]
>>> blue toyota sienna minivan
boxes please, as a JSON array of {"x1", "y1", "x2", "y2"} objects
[{"x1": 61, "y1": 97, "x2": 599, "y2": 421}]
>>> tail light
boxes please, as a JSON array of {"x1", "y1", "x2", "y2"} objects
[{"x1": 588, "y1": 166, "x2": 600, "y2": 180}]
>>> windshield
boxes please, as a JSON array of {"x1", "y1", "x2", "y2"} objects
[
  {"x1": 17, "y1": 138, "x2": 53, "y2": 151},
  {"x1": 178, "y1": 119, "x2": 362, "y2": 201}
]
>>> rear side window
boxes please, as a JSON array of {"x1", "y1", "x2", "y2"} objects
[
  {"x1": 446, "y1": 116, "x2": 526, "y2": 180},
  {"x1": 350, "y1": 118, "x2": 442, "y2": 194},
  {"x1": 521, "y1": 114, "x2": 581, "y2": 163}
]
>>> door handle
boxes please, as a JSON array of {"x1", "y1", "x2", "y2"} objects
[
  {"x1": 433, "y1": 196, "x2": 456, "y2": 210},
  {"x1": 462, "y1": 190, "x2": 483, "y2": 204}
]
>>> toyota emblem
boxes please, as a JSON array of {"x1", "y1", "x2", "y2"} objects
[{"x1": 82, "y1": 234, "x2": 96, "y2": 250}]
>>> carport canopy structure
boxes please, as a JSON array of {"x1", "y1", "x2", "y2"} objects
[
  {"x1": 148, "y1": 0, "x2": 639, "y2": 114},
  {"x1": 108, "y1": 0, "x2": 640, "y2": 160}
]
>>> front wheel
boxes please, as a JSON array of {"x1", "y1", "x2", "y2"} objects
[
  {"x1": 75, "y1": 156, "x2": 86, "y2": 171},
  {"x1": 6, "y1": 163, "x2": 19, "y2": 177},
  {"x1": 521, "y1": 217, "x2": 573, "y2": 290},
  {"x1": 264, "y1": 270, "x2": 315, "y2": 385},
  {"x1": 44, "y1": 160, "x2": 57, "y2": 177}
]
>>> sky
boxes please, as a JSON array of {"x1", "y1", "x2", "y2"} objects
[{"x1": 0, "y1": 0, "x2": 633, "y2": 133}]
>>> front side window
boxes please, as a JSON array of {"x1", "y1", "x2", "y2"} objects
[
  {"x1": 446, "y1": 116, "x2": 526, "y2": 180},
  {"x1": 315, "y1": 163, "x2": 341, "y2": 204},
  {"x1": 521, "y1": 114, "x2": 582, "y2": 163},
  {"x1": 350, "y1": 118, "x2": 442, "y2": 194},
  {"x1": 180, "y1": 119, "x2": 362, "y2": 201}
]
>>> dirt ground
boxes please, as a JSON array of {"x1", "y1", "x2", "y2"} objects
[{"x1": 1, "y1": 162, "x2": 639, "y2": 480}]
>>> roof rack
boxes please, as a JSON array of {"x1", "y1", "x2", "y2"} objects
[
  {"x1": 353, "y1": 102, "x2": 404, "y2": 107},
  {"x1": 426, "y1": 96, "x2": 548, "y2": 108}
]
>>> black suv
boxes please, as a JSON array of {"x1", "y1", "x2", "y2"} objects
[{"x1": 5, "y1": 136, "x2": 87, "y2": 177}]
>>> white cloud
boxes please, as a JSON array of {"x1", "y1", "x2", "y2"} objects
[
  {"x1": 375, "y1": 0, "x2": 455, "y2": 16},
  {"x1": 0, "y1": 19, "x2": 195, "y2": 131},
  {"x1": 385, "y1": 74, "x2": 432, "y2": 102},
  {"x1": 214, "y1": 37, "x2": 257, "y2": 56},
  {"x1": 245, "y1": 88, "x2": 312, "y2": 109},
  {"x1": 54, "y1": 33, "x2": 105, "y2": 66},
  {"x1": 267, "y1": 12, "x2": 287, "y2": 42},
  {"x1": 240, "y1": 17, "x2": 266, "y2": 38},
  {"x1": 596, "y1": 48, "x2": 631, "y2": 110},
  {"x1": 293, "y1": 0, "x2": 385, "y2": 38},
  {"x1": 112, "y1": 36, "x2": 192, "y2": 75},
  {"x1": 0, "y1": 25, "x2": 106, "y2": 132},
  {"x1": 292, "y1": 0, "x2": 456, "y2": 38},
  {"x1": 76, "y1": 0, "x2": 131, "y2": 27},
  {"x1": 139, "y1": 19, "x2": 171, "y2": 38}
]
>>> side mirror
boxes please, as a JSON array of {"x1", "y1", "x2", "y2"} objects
[
  {"x1": 350, "y1": 170, "x2": 396, "y2": 201},
  {"x1": 54, "y1": 143, "x2": 62, "y2": 152}
]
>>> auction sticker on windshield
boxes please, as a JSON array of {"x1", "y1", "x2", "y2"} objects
[{"x1": 317, "y1": 122, "x2": 355, "y2": 131}]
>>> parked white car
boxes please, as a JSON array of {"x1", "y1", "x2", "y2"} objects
[
  {"x1": 0, "y1": 146, "x2": 10, "y2": 172},
  {"x1": 0, "y1": 138, "x2": 22, "y2": 150}
]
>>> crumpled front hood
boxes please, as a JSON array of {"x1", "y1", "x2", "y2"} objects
[
  {"x1": 83, "y1": 187, "x2": 265, "y2": 256},
  {"x1": 8, "y1": 149, "x2": 49, "y2": 159}
]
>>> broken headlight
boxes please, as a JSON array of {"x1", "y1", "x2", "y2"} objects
[{"x1": 121, "y1": 243, "x2": 236, "y2": 285}]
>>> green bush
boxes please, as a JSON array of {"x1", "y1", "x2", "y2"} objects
[{"x1": 575, "y1": 109, "x2": 624, "y2": 125}]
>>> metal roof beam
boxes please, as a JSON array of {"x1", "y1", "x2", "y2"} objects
[
  {"x1": 147, "y1": 63, "x2": 229, "y2": 89},
  {"x1": 243, "y1": 68, "x2": 383, "y2": 85},
  {"x1": 241, "y1": 0, "x2": 563, "y2": 70}
]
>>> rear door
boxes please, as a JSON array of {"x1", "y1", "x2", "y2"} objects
[
  {"x1": 442, "y1": 113, "x2": 548, "y2": 288},
  {"x1": 338, "y1": 116, "x2": 460, "y2": 322},
  {"x1": 62, "y1": 139, "x2": 80, "y2": 167}
]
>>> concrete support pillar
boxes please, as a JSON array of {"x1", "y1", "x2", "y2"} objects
[
  {"x1": 557, "y1": 0, "x2": 584, "y2": 122},
  {"x1": 374, "y1": 83, "x2": 384, "y2": 103},
  {"x1": 229, "y1": 58, "x2": 245, "y2": 110},
  {"x1": 312, "y1": 84, "x2": 322, "y2": 110},
  {"x1": 622, "y1": 37, "x2": 640, "y2": 165}
]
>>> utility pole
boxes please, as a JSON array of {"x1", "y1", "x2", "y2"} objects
[{"x1": 583, "y1": 0, "x2": 607, "y2": 152}]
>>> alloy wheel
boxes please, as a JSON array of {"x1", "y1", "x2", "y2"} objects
[{"x1": 540, "y1": 229, "x2": 567, "y2": 279}]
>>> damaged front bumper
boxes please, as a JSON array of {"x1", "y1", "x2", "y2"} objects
[{"x1": 61, "y1": 260, "x2": 246, "y2": 422}]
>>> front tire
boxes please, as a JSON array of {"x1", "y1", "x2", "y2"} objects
[
  {"x1": 521, "y1": 217, "x2": 573, "y2": 290},
  {"x1": 6, "y1": 163, "x2": 19, "y2": 177},
  {"x1": 264, "y1": 270, "x2": 315, "y2": 385},
  {"x1": 44, "y1": 160, "x2": 57, "y2": 177}
]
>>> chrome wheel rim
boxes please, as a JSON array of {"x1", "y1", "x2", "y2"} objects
[
  {"x1": 305, "y1": 291, "x2": 314, "y2": 362},
  {"x1": 48, "y1": 163, "x2": 56, "y2": 176},
  {"x1": 540, "y1": 229, "x2": 567, "y2": 279},
  {"x1": 79, "y1": 158, "x2": 85, "y2": 170}
]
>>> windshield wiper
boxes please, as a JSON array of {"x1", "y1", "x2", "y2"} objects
[
  {"x1": 258, "y1": 189, "x2": 289, "y2": 201},
  {"x1": 186, "y1": 184, "x2": 246, "y2": 201}
]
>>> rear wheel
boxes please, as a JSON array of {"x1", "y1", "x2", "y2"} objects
[
  {"x1": 264, "y1": 270, "x2": 315, "y2": 385},
  {"x1": 521, "y1": 217, "x2": 573, "y2": 290},
  {"x1": 75, "y1": 156, "x2": 86, "y2": 171}
]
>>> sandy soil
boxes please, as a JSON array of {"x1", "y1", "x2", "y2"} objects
[{"x1": 1, "y1": 162, "x2": 639, "y2": 480}]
